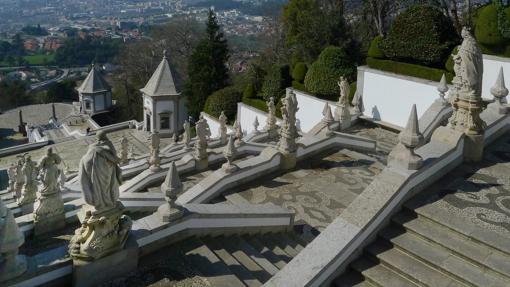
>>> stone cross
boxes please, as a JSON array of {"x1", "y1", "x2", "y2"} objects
[
  {"x1": 437, "y1": 74, "x2": 449, "y2": 105},
  {"x1": 488, "y1": 67, "x2": 509, "y2": 114},
  {"x1": 388, "y1": 104, "x2": 424, "y2": 170},
  {"x1": 157, "y1": 161, "x2": 183, "y2": 222},
  {"x1": 0, "y1": 198, "x2": 27, "y2": 282},
  {"x1": 218, "y1": 111, "x2": 228, "y2": 144}
]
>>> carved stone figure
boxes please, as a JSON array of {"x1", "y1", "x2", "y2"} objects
[
  {"x1": 218, "y1": 111, "x2": 228, "y2": 144},
  {"x1": 14, "y1": 159, "x2": 24, "y2": 199},
  {"x1": 148, "y1": 132, "x2": 161, "y2": 172},
  {"x1": 120, "y1": 135, "x2": 129, "y2": 165},
  {"x1": 337, "y1": 76, "x2": 350, "y2": 105},
  {"x1": 157, "y1": 161, "x2": 183, "y2": 222},
  {"x1": 266, "y1": 97, "x2": 278, "y2": 139},
  {"x1": 278, "y1": 90, "x2": 299, "y2": 154},
  {"x1": 194, "y1": 117, "x2": 210, "y2": 161},
  {"x1": 446, "y1": 27, "x2": 486, "y2": 162},
  {"x1": 0, "y1": 198, "x2": 27, "y2": 282},
  {"x1": 352, "y1": 90, "x2": 364, "y2": 115},
  {"x1": 69, "y1": 131, "x2": 132, "y2": 261},
  {"x1": 18, "y1": 155, "x2": 37, "y2": 205},
  {"x1": 6, "y1": 163, "x2": 16, "y2": 195},
  {"x1": 33, "y1": 148, "x2": 65, "y2": 235},
  {"x1": 335, "y1": 77, "x2": 351, "y2": 130},
  {"x1": 183, "y1": 120, "x2": 191, "y2": 150}
]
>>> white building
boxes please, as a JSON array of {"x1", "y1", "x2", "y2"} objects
[
  {"x1": 140, "y1": 54, "x2": 187, "y2": 137},
  {"x1": 77, "y1": 65, "x2": 113, "y2": 115}
]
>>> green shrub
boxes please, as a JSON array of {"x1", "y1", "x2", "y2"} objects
[
  {"x1": 445, "y1": 46, "x2": 459, "y2": 72},
  {"x1": 243, "y1": 83, "x2": 256, "y2": 99},
  {"x1": 204, "y1": 86, "x2": 243, "y2": 120},
  {"x1": 367, "y1": 57, "x2": 453, "y2": 83},
  {"x1": 292, "y1": 62, "x2": 308, "y2": 82},
  {"x1": 475, "y1": 4, "x2": 506, "y2": 46},
  {"x1": 368, "y1": 36, "x2": 385, "y2": 59},
  {"x1": 349, "y1": 81, "x2": 356, "y2": 104},
  {"x1": 380, "y1": 5, "x2": 459, "y2": 67},
  {"x1": 260, "y1": 64, "x2": 292, "y2": 102},
  {"x1": 242, "y1": 97, "x2": 268, "y2": 113},
  {"x1": 304, "y1": 46, "x2": 356, "y2": 100},
  {"x1": 292, "y1": 80, "x2": 306, "y2": 91}
]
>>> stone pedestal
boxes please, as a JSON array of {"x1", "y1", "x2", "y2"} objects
[
  {"x1": 72, "y1": 237, "x2": 138, "y2": 287},
  {"x1": 157, "y1": 204, "x2": 184, "y2": 222},
  {"x1": 0, "y1": 252, "x2": 27, "y2": 282},
  {"x1": 280, "y1": 152, "x2": 297, "y2": 170},
  {"x1": 33, "y1": 191, "x2": 66, "y2": 236},
  {"x1": 388, "y1": 143, "x2": 423, "y2": 170},
  {"x1": 463, "y1": 133, "x2": 484, "y2": 163},
  {"x1": 195, "y1": 158, "x2": 208, "y2": 171},
  {"x1": 69, "y1": 203, "x2": 132, "y2": 261}
]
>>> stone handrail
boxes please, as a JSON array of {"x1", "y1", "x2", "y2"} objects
[{"x1": 0, "y1": 141, "x2": 50, "y2": 158}]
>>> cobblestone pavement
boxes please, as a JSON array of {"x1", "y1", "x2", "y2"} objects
[
  {"x1": 231, "y1": 150, "x2": 384, "y2": 233},
  {"x1": 414, "y1": 131, "x2": 510, "y2": 238},
  {"x1": 346, "y1": 122, "x2": 399, "y2": 163}
]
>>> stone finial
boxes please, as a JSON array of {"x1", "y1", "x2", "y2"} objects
[
  {"x1": 158, "y1": 161, "x2": 184, "y2": 222},
  {"x1": 322, "y1": 103, "x2": 334, "y2": 125},
  {"x1": 234, "y1": 120, "x2": 243, "y2": 146},
  {"x1": 437, "y1": 74, "x2": 449, "y2": 104},
  {"x1": 218, "y1": 111, "x2": 228, "y2": 144},
  {"x1": 488, "y1": 67, "x2": 509, "y2": 114},
  {"x1": 253, "y1": 116, "x2": 260, "y2": 134},
  {"x1": 0, "y1": 198, "x2": 27, "y2": 282},
  {"x1": 388, "y1": 104, "x2": 424, "y2": 170},
  {"x1": 222, "y1": 135, "x2": 238, "y2": 173}
]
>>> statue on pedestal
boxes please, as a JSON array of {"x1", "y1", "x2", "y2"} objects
[
  {"x1": 183, "y1": 120, "x2": 191, "y2": 150},
  {"x1": 69, "y1": 131, "x2": 132, "y2": 261},
  {"x1": 17, "y1": 155, "x2": 37, "y2": 206},
  {"x1": 335, "y1": 76, "x2": 351, "y2": 130},
  {"x1": 0, "y1": 198, "x2": 27, "y2": 282},
  {"x1": 265, "y1": 97, "x2": 278, "y2": 139},
  {"x1": 218, "y1": 111, "x2": 228, "y2": 144},
  {"x1": 278, "y1": 91, "x2": 299, "y2": 154},
  {"x1": 33, "y1": 147, "x2": 65, "y2": 235},
  {"x1": 222, "y1": 135, "x2": 238, "y2": 173},
  {"x1": 6, "y1": 163, "x2": 16, "y2": 196},
  {"x1": 120, "y1": 135, "x2": 129, "y2": 165},
  {"x1": 194, "y1": 116, "x2": 210, "y2": 161},
  {"x1": 148, "y1": 132, "x2": 161, "y2": 172},
  {"x1": 14, "y1": 159, "x2": 24, "y2": 199}
]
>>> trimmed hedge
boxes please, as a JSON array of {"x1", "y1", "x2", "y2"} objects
[
  {"x1": 367, "y1": 57, "x2": 453, "y2": 83},
  {"x1": 260, "y1": 64, "x2": 292, "y2": 102},
  {"x1": 475, "y1": 4, "x2": 506, "y2": 46},
  {"x1": 380, "y1": 5, "x2": 458, "y2": 67},
  {"x1": 292, "y1": 80, "x2": 306, "y2": 91},
  {"x1": 243, "y1": 83, "x2": 256, "y2": 99},
  {"x1": 304, "y1": 46, "x2": 356, "y2": 100},
  {"x1": 204, "y1": 86, "x2": 243, "y2": 120},
  {"x1": 368, "y1": 36, "x2": 385, "y2": 59},
  {"x1": 292, "y1": 62, "x2": 308, "y2": 82}
]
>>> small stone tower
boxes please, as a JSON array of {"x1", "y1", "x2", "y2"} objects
[{"x1": 77, "y1": 64, "x2": 113, "y2": 115}]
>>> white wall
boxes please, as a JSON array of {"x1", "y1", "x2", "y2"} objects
[
  {"x1": 95, "y1": 92, "x2": 105, "y2": 112},
  {"x1": 483, "y1": 55, "x2": 510, "y2": 99},
  {"x1": 201, "y1": 112, "x2": 233, "y2": 138},
  {"x1": 360, "y1": 55, "x2": 510, "y2": 128},
  {"x1": 293, "y1": 89, "x2": 336, "y2": 132},
  {"x1": 237, "y1": 103, "x2": 271, "y2": 135}
]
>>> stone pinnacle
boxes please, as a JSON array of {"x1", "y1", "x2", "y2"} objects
[
  {"x1": 491, "y1": 67, "x2": 508, "y2": 99},
  {"x1": 322, "y1": 103, "x2": 334, "y2": 124},
  {"x1": 161, "y1": 161, "x2": 182, "y2": 199},
  {"x1": 399, "y1": 104, "x2": 423, "y2": 148}
]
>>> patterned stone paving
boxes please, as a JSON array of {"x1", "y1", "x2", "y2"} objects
[
  {"x1": 346, "y1": 122, "x2": 399, "y2": 163},
  {"x1": 414, "y1": 131, "x2": 510, "y2": 238},
  {"x1": 231, "y1": 150, "x2": 384, "y2": 232}
]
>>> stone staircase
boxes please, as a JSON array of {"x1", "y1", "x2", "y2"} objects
[
  {"x1": 334, "y1": 203, "x2": 510, "y2": 287},
  {"x1": 112, "y1": 229, "x2": 316, "y2": 286}
]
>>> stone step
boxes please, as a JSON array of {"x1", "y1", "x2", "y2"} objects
[
  {"x1": 380, "y1": 226, "x2": 510, "y2": 287},
  {"x1": 242, "y1": 235, "x2": 288, "y2": 269},
  {"x1": 365, "y1": 241, "x2": 465, "y2": 287},
  {"x1": 279, "y1": 233, "x2": 305, "y2": 253},
  {"x1": 264, "y1": 233, "x2": 300, "y2": 258},
  {"x1": 351, "y1": 257, "x2": 417, "y2": 287},
  {"x1": 227, "y1": 236, "x2": 280, "y2": 276},
  {"x1": 254, "y1": 235, "x2": 293, "y2": 263},
  {"x1": 332, "y1": 270, "x2": 375, "y2": 287},
  {"x1": 220, "y1": 236, "x2": 273, "y2": 282},
  {"x1": 405, "y1": 197, "x2": 510, "y2": 257},
  {"x1": 182, "y1": 237, "x2": 246, "y2": 287},
  {"x1": 287, "y1": 231, "x2": 310, "y2": 248},
  {"x1": 393, "y1": 211, "x2": 510, "y2": 281},
  {"x1": 203, "y1": 237, "x2": 262, "y2": 287}
]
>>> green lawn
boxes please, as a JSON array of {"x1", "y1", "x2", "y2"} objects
[{"x1": 23, "y1": 53, "x2": 55, "y2": 65}]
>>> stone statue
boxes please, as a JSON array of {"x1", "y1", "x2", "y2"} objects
[
  {"x1": 14, "y1": 159, "x2": 24, "y2": 199},
  {"x1": 6, "y1": 163, "x2": 16, "y2": 195},
  {"x1": 446, "y1": 27, "x2": 485, "y2": 162},
  {"x1": 352, "y1": 90, "x2": 364, "y2": 115},
  {"x1": 34, "y1": 147, "x2": 65, "y2": 235},
  {"x1": 148, "y1": 132, "x2": 161, "y2": 172},
  {"x1": 120, "y1": 135, "x2": 129, "y2": 165},
  {"x1": 278, "y1": 90, "x2": 299, "y2": 154},
  {"x1": 0, "y1": 198, "x2": 27, "y2": 282},
  {"x1": 70, "y1": 131, "x2": 132, "y2": 260},
  {"x1": 335, "y1": 77, "x2": 351, "y2": 130},
  {"x1": 183, "y1": 120, "x2": 191, "y2": 150},
  {"x1": 18, "y1": 155, "x2": 37, "y2": 205},
  {"x1": 218, "y1": 111, "x2": 228, "y2": 144},
  {"x1": 337, "y1": 76, "x2": 350, "y2": 105},
  {"x1": 199, "y1": 114, "x2": 211, "y2": 140},
  {"x1": 194, "y1": 117, "x2": 210, "y2": 161},
  {"x1": 266, "y1": 97, "x2": 278, "y2": 139}
]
